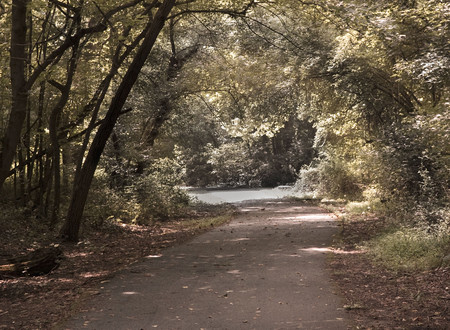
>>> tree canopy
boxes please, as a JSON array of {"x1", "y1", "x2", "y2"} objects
[{"x1": 0, "y1": 0, "x2": 448, "y2": 240}]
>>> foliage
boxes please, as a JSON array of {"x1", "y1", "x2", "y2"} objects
[
  {"x1": 88, "y1": 157, "x2": 190, "y2": 226},
  {"x1": 0, "y1": 0, "x2": 448, "y2": 239},
  {"x1": 297, "y1": 157, "x2": 363, "y2": 200},
  {"x1": 134, "y1": 158, "x2": 190, "y2": 224},
  {"x1": 175, "y1": 117, "x2": 315, "y2": 188},
  {"x1": 285, "y1": 0, "x2": 449, "y2": 231}
]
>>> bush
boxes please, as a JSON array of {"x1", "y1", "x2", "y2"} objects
[
  {"x1": 371, "y1": 115, "x2": 449, "y2": 228},
  {"x1": 133, "y1": 158, "x2": 190, "y2": 224},
  {"x1": 85, "y1": 169, "x2": 136, "y2": 227},
  {"x1": 295, "y1": 164, "x2": 321, "y2": 197},
  {"x1": 86, "y1": 158, "x2": 190, "y2": 227},
  {"x1": 296, "y1": 158, "x2": 362, "y2": 200},
  {"x1": 134, "y1": 174, "x2": 190, "y2": 224}
]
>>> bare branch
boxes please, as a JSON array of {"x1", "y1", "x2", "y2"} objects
[
  {"x1": 48, "y1": 0, "x2": 77, "y2": 12},
  {"x1": 26, "y1": 0, "x2": 150, "y2": 91},
  {"x1": 169, "y1": 0, "x2": 256, "y2": 19}
]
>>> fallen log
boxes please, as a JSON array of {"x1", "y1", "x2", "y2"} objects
[{"x1": 0, "y1": 246, "x2": 63, "y2": 277}]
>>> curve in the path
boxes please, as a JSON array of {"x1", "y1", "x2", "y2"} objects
[{"x1": 64, "y1": 200, "x2": 350, "y2": 330}]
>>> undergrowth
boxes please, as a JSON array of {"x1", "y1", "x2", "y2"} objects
[
  {"x1": 366, "y1": 227, "x2": 450, "y2": 271},
  {"x1": 342, "y1": 197, "x2": 450, "y2": 272}
]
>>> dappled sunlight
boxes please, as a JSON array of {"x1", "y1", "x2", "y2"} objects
[
  {"x1": 214, "y1": 254, "x2": 236, "y2": 259},
  {"x1": 269, "y1": 253, "x2": 303, "y2": 258},
  {"x1": 52, "y1": 277, "x2": 77, "y2": 284},
  {"x1": 145, "y1": 254, "x2": 162, "y2": 259},
  {"x1": 226, "y1": 237, "x2": 251, "y2": 242},
  {"x1": 122, "y1": 291, "x2": 140, "y2": 295},
  {"x1": 240, "y1": 206, "x2": 267, "y2": 212},
  {"x1": 80, "y1": 271, "x2": 109, "y2": 279},
  {"x1": 197, "y1": 285, "x2": 212, "y2": 290},
  {"x1": 300, "y1": 247, "x2": 365, "y2": 255},
  {"x1": 0, "y1": 276, "x2": 76, "y2": 286},
  {"x1": 301, "y1": 247, "x2": 334, "y2": 253},
  {"x1": 269, "y1": 214, "x2": 334, "y2": 222},
  {"x1": 65, "y1": 251, "x2": 92, "y2": 258},
  {"x1": 332, "y1": 248, "x2": 365, "y2": 255}
]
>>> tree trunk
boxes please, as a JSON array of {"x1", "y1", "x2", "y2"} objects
[
  {"x1": 0, "y1": 0, "x2": 30, "y2": 189},
  {"x1": 49, "y1": 44, "x2": 80, "y2": 227},
  {"x1": 17, "y1": 147, "x2": 26, "y2": 205},
  {"x1": 60, "y1": 0, "x2": 176, "y2": 242},
  {"x1": 35, "y1": 80, "x2": 46, "y2": 206},
  {"x1": 144, "y1": 20, "x2": 199, "y2": 146}
]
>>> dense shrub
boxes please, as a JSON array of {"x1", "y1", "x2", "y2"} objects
[
  {"x1": 134, "y1": 160, "x2": 189, "y2": 224},
  {"x1": 86, "y1": 158, "x2": 189, "y2": 226},
  {"x1": 369, "y1": 115, "x2": 449, "y2": 228},
  {"x1": 296, "y1": 158, "x2": 362, "y2": 200}
]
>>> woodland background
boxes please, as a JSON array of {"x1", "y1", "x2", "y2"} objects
[{"x1": 0, "y1": 0, "x2": 448, "y2": 259}]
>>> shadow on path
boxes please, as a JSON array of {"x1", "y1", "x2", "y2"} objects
[{"x1": 64, "y1": 200, "x2": 350, "y2": 329}]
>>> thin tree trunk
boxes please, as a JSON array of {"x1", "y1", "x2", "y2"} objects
[
  {"x1": 25, "y1": 3, "x2": 33, "y2": 201},
  {"x1": 109, "y1": 131, "x2": 123, "y2": 189},
  {"x1": 17, "y1": 147, "x2": 26, "y2": 205},
  {"x1": 61, "y1": 0, "x2": 176, "y2": 242},
  {"x1": 43, "y1": 157, "x2": 53, "y2": 218},
  {"x1": 144, "y1": 18, "x2": 198, "y2": 146},
  {"x1": 49, "y1": 43, "x2": 80, "y2": 226},
  {"x1": 35, "y1": 81, "x2": 46, "y2": 206},
  {"x1": 61, "y1": 145, "x2": 70, "y2": 191},
  {"x1": 33, "y1": 5, "x2": 50, "y2": 204}
]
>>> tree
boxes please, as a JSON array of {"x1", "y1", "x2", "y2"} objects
[
  {"x1": 0, "y1": 0, "x2": 29, "y2": 189},
  {"x1": 60, "y1": 0, "x2": 260, "y2": 240},
  {"x1": 292, "y1": 0, "x2": 449, "y2": 224},
  {"x1": 60, "y1": 0, "x2": 176, "y2": 241}
]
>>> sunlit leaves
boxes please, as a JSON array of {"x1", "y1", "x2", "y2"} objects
[{"x1": 0, "y1": 2, "x2": 11, "y2": 127}]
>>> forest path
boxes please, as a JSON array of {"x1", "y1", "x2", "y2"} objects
[{"x1": 64, "y1": 200, "x2": 350, "y2": 329}]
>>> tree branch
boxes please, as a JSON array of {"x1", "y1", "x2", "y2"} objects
[
  {"x1": 8, "y1": 108, "x2": 133, "y2": 177},
  {"x1": 169, "y1": 0, "x2": 256, "y2": 19}
]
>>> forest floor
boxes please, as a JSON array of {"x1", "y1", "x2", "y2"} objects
[
  {"x1": 0, "y1": 200, "x2": 449, "y2": 329},
  {"x1": 0, "y1": 203, "x2": 234, "y2": 329},
  {"x1": 329, "y1": 210, "x2": 450, "y2": 329}
]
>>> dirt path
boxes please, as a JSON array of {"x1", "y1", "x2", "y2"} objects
[{"x1": 63, "y1": 200, "x2": 350, "y2": 329}]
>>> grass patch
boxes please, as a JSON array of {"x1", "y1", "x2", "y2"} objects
[
  {"x1": 346, "y1": 198, "x2": 386, "y2": 215},
  {"x1": 178, "y1": 214, "x2": 234, "y2": 231},
  {"x1": 346, "y1": 200, "x2": 372, "y2": 214},
  {"x1": 366, "y1": 227, "x2": 450, "y2": 271}
]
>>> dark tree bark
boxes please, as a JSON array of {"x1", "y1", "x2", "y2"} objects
[
  {"x1": 60, "y1": 0, "x2": 176, "y2": 242},
  {"x1": 144, "y1": 18, "x2": 199, "y2": 146},
  {"x1": 49, "y1": 43, "x2": 79, "y2": 226},
  {"x1": 0, "y1": 0, "x2": 30, "y2": 189}
]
